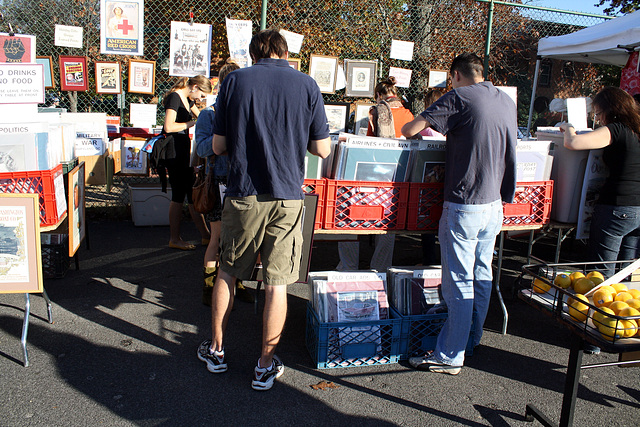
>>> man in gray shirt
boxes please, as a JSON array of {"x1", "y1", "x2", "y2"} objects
[{"x1": 402, "y1": 53, "x2": 516, "y2": 375}]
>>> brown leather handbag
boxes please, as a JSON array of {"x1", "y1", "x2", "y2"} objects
[{"x1": 192, "y1": 164, "x2": 217, "y2": 213}]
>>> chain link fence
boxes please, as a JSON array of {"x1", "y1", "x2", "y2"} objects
[{"x1": 0, "y1": 0, "x2": 610, "y2": 215}]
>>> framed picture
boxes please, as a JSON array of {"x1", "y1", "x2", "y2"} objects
[
  {"x1": 345, "y1": 60, "x2": 377, "y2": 98},
  {"x1": 0, "y1": 193, "x2": 43, "y2": 294},
  {"x1": 354, "y1": 102, "x2": 374, "y2": 135},
  {"x1": 59, "y1": 55, "x2": 88, "y2": 91},
  {"x1": 67, "y1": 162, "x2": 86, "y2": 256},
  {"x1": 309, "y1": 54, "x2": 338, "y2": 94},
  {"x1": 95, "y1": 61, "x2": 122, "y2": 94},
  {"x1": 36, "y1": 56, "x2": 55, "y2": 89},
  {"x1": 324, "y1": 102, "x2": 350, "y2": 134},
  {"x1": 428, "y1": 70, "x2": 448, "y2": 88},
  {"x1": 128, "y1": 59, "x2": 155, "y2": 95},
  {"x1": 287, "y1": 58, "x2": 301, "y2": 71}
]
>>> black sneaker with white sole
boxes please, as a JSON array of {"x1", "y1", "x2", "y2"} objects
[
  {"x1": 251, "y1": 355, "x2": 284, "y2": 391},
  {"x1": 197, "y1": 340, "x2": 227, "y2": 373}
]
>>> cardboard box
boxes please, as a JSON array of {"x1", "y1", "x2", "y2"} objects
[{"x1": 79, "y1": 153, "x2": 107, "y2": 186}]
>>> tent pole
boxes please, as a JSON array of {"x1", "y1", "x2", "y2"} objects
[{"x1": 527, "y1": 58, "x2": 541, "y2": 138}]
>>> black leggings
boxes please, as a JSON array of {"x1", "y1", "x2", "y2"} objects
[{"x1": 167, "y1": 165, "x2": 195, "y2": 204}]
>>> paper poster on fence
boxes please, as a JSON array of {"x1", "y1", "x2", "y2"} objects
[
  {"x1": 225, "y1": 18, "x2": 252, "y2": 69},
  {"x1": 100, "y1": 0, "x2": 144, "y2": 55},
  {"x1": 0, "y1": 33, "x2": 36, "y2": 64},
  {"x1": 280, "y1": 29, "x2": 304, "y2": 54},
  {"x1": 55, "y1": 25, "x2": 83, "y2": 49},
  {"x1": 169, "y1": 21, "x2": 212, "y2": 77}
]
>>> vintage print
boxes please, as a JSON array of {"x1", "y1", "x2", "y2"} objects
[
  {"x1": 59, "y1": 56, "x2": 88, "y2": 91},
  {"x1": 68, "y1": 162, "x2": 86, "y2": 256},
  {"x1": 128, "y1": 59, "x2": 155, "y2": 94},
  {"x1": 0, "y1": 33, "x2": 36, "y2": 64},
  {"x1": 0, "y1": 194, "x2": 43, "y2": 294},
  {"x1": 309, "y1": 55, "x2": 338, "y2": 94},
  {"x1": 169, "y1": 21, "x2": 212, "y2": 77},
  {"x1": 100, "y1": 0, "x2": 144, "y2": 56},
  {"x1": 95, "y1": 61, "x2": 121, "y2": 94}
]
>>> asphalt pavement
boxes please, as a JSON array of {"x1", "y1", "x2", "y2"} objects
[{"x1": 1, "y1": 218, "x2": 639, "y2": 426}]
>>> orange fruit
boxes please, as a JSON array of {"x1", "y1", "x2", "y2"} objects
[
  {"x1": 592, "y1": 307, "x2": 615, "y2": 327},
  {"x1": 573, "y1": 278, "x2": 595, "y2": 295},
  {"x1": 586, "y1": 271, "x2": 605, "y2": 285},
  {"x1": 612, "y1": 283, "x2": 629, "y2": 293},
  {"x1": 618, "y1": 307, "x2": 640, "y2": 327},
  {"x1": 627, "y1": 289, "x2": 640, "y2": 300},
  {"x1": 626, "y1": 299, "x2": 640, "y2": 310},
  {"x1": 533, "y1": 278, "x2": 551, "y2": 294},
  {"x1": 620, "y1": 319, "x2": 637, "y2": 338},
  {"x1": 597, "y1": 315, "x2": 622, "y2": 341},
  {"x1": 569, "y1": 271, "x2": 585, "y2": 287},
  {"x1": 599, "y1": 285, "x2": 617, "y2": 297},
  {"x1": 592, "y1": 288, "x2": 614, "y2": 308},
  {"x1": 568, "y1": 294, "x2": 589, "y2": 322},
  {"x1": 553, "y1": 273, "x2": 572, "y2": 289},
  {"x1": 609, "y1": 301, "x2": 630, "y2": 315},
  {"x1": 615, "y1": 291, "x2": 633, "y2": 302}
]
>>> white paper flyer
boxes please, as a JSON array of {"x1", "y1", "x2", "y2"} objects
[{"x1": 169, "y1": 21, "x2": 212, "y2": 77}]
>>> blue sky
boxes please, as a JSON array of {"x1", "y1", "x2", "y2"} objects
[{"x1": 527, "y1": 0, "x2": 616, "y2": 16}]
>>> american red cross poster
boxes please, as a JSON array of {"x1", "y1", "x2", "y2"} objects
[{"x1": 100, "y1": 0, "x2": 144, "y2": 56}]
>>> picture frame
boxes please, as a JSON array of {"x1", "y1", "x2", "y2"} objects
[
  {"x1": 128, "y1": 59, "x2": 155, "y2": 95},
  {"x1": 59, "y1": 55, "x2": 88, "y2": 91},
  {"x1": 324, "y1": 102, "x2": 350, "y2": 134},
  {"x1": 95, "y1": 61, "x2": 122, "y2": 94},
  {"x1": 287, "y1": 58, "x2": 301, "y2": 71},
  {"x1": 67, "y1": 162, "x2": 86, "y2": 256},
  {"x1": 428, "y1": 69, "x2": 448, "y2": 88},
  {"x1": 354, "y1": 102, "x2": 374, "y2": 135},
  {"x1": 309, "y1": 54, "x2": 338, "y2": 94},
  {"x1": 345, "y1": 60, "x2": 377, "y2": 98},
  {"x1": 0, "y1": 193, "x2": 43, "y2": 294},
  {"x1": 36, "y1": 56, "x2": 55, "y2": 89}
]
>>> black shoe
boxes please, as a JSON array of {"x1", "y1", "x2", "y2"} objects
[{"x1": 251, "y1": 356, "x2": 284, "y2": 391}]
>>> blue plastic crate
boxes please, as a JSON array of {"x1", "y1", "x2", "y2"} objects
[
  {"x1": 305, "y1": 302, "x2": 401, "y2": 369},
  {"x1": 391, "y1": 306, "x2": 474, "y2": 359}
]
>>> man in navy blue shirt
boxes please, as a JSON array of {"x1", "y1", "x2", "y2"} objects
[
  {"x1": 402, "y1": 53, "x2": 516, "y2": 375},
  {"x1": 197, "y1": 29, "x2": 331, "y2": 391}
]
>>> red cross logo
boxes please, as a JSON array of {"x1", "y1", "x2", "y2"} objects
[{"x1": 118, "y1": 19, "x2": 134, "y2": 35}]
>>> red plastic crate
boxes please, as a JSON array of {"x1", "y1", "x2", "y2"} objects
[
  {"x1": 407, "y1": 183, "x2": 444, "y2": 231},
  {"x1": 407, "y1": 180, "x2": 553, "y2": 230},
  {"x1": 503, "y1": 181, "x2": 553, "y2": 227},
  {"x1": 302, "y1": 178, "x2": 326, "y2": 230},
  {"x1": 323, "y1": 179, "x2": 409, "y2": 230},
  {"x1": 0, "y1": 164, "x2": 66, "y2": 227}
]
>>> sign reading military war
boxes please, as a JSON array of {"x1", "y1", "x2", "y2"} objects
[
  {"x1": 0, "y1": 33, "x2": 36, "y2": 64},
  {"x1": 100, "y1": 0, "x2": 144, "y2": 56}
]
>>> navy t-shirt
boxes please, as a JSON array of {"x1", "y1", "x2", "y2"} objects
[
  {"x1": 212, "y1": 58, "x2": 330, "y2": 199},
  {"x1": 421, "y1": 81, "x2": 517, "y2": 204},
  {"x1": 599, "y1": 122, "x2": 640, "y2": 206}
]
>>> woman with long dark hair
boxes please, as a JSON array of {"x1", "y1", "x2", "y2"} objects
[
  {"x1": 163, "y1": 75, "x2": 212, "y2": 250},
  {"x1": 560, "y1": 86, "x2": 640, "y2": 276}
]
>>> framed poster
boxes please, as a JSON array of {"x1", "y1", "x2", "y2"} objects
[
  {"x1": 354, "y1": 102, "x2": 374, "y2": 135},
  {"x1": 287, "y1": 58, "x2": 301, "y2": 71},
  {"x1": 36, "y1": 56, "x2": 55, "y2": 89},
  {"x1": 169, "y1": 21, "x2": 212, "y2": 77},
  {"x1": 428, "y1": 70, "x2": 448, "y2": 88},
  {"x1": 0, "y1": 193, "x2": 43, "y2": 294},
  {"x1": 100, "y1": 0, "x2": 144, "y2": 56},
  {"x1": 324, "y1": 102, "x2": 350, "y2": 134},
  {"x1": 309, "y1": 55, "x2": 338, "y2": 94},
  {"x1": 95, "y1": 61, "x2": 122, "y2": 94},
  {"x1": 67, "y1": 162, "x2": 86, "y2": 256},
  {"x1": 59, "y1": 55, "x2": 88, "y2": 91},
  {"x1": 345, "y1": 60, "x2": 377, "y2": 98},
  {"x1": 128, "y1": 59, "x2": 155, "y2": 94}
]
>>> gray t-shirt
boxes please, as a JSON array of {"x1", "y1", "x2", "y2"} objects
[{"x1": 421, "y1": 81, "x2": 517, "y2": 204}]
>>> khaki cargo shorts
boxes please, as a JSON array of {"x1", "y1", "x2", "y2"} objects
[{"x1": 219, "y1": 194, "x2": 304, "y2": 286}]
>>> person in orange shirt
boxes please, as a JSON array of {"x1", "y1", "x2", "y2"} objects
[{"x1": 337, "y1": 76, "x2": 415, "y2": 271}]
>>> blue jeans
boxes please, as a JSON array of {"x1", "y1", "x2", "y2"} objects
[
  {"x1": 435, "y1": 200, "x2": 503, "y2": 366},
  {"x1": 589, "y1": 204, "x2": 640, "y2": 277}
]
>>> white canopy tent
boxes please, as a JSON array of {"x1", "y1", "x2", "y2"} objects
[{"x1": 527, "y1": 10, "x2": 640, "y2": 134}]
